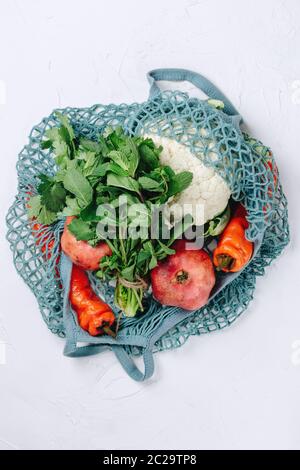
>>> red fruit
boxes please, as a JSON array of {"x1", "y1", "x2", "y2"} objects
[
  {"x1": 151, "y1": 240, "x2": 215, "y2": 310},
  {"x1": 61, "y1": 216, "x2": 112, "y2": 271}
]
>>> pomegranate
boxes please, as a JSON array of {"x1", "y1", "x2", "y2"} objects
[{"x1": 151, "y1": 240, "x2": 215, "y2": 310}]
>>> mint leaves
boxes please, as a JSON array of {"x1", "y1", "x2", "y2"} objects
[
  {"x1": 106, "y1": 173, "x2": 141, "y2": 195},
  {"x1": 167, "y1": 171, "x2": 193, "y2": 198}
]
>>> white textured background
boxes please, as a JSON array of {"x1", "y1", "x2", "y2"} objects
[{"x1": 0, "y1": 0, "x2": 300, "y2": 450}]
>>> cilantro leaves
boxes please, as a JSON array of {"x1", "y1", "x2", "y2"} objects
[
  {"x1": 27, "y1": 195, "x2": 58, "y2": 225},
  {"x1": 38, "y1": 175, "x2": 67, "y2": 213},
  {"x1": 167, "y1": 171, "x2": 193, "y2": 198},
  {"x1": 67, "y1": 218, "x2": 96, "y2": 241}
]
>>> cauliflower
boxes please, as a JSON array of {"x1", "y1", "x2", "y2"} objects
[{"x1": 145, "y1": 135, "x2": 231, "y2": 226}]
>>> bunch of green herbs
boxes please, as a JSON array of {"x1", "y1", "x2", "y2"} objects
[{"x1": 28, "y1": 113, "x2": 193, "y2": 317}]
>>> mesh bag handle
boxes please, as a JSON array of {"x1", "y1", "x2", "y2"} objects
[
  {"x1": 147, "y1": 68, "x2": 240, "y2": 118},
  {"x1": 112, "y1": 346, "x2": 154, "y2": 382}
]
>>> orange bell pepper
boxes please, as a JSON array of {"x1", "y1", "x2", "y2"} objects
[
  {"x1": 69, "y1": 265, "x2": 116, "y2": 337},
  {"x1": 213, "y1": 205, "x2": 253, "y2": 272}
]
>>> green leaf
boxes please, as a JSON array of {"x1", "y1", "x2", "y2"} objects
[
  {"x1": 138, "y1": 176, "x2": 163, "y2": 192},
  {"x1": 54, "y1": 168, "x2": 67, "y2": 182},
  {"x1": 149, "y1": 255, "x2": 158, "y2": 270},
  {"x1": 107, "y1": 162, "x2": 129, "y2": 176},
  {"x1": 45, "y1": 127, "x2": 69, "y2": 163},
  {"x1": 161, "y1": 165, "x2": 175, "y2": 180},
  {"x1": 45, "y1": 127, "x2": 60, "y2": 142},
  {"x1": 156, "y1": 239, "x2": 176, "y2": 256},
  {"x1": 80, "y1": 151, "x2": 98, "y2": 177},
  {"x1": 108, "y1": 150, "x2": 130, "y2": 172},
  {"x1": 92, "y1": 162, "x2": 111, "y2": 177},
  {"x1": 38, "y1": 206, "x2": 58, "y2": 225},
  {"x1": 107, "y1": 127, "x2": 125, "y2": 149},
  {"x1": 79, "y1": 201, "x2": 98, "y2": 221},
  {"x1": 63, "y1": 168, "x2": 93, "y2": 208},
  {"x1": 43, "y1": 114, "x2": 76, "y2": 165},
  {"x1": 80, "y1": 138, "x2": 102, "y2": 153},
  {"x1": 91, "y1": 162, "x2": 127, "y2": 179},
  {"x1": 44, "y1": 183, "x2": 66, "y2": 212},
  {"x1": 121, "y1": 265, "x2": 135, "y2": 282},
  {"x1": 27, "y1": 195, "x2": 57, "y2": 224},
  {"x1": 59, "y1": 125, "x2": 72, "y2": 146},
  {"x1": 136, "y1": 249, "x2": 151, "y2": 266},
  {"x1": 167, "y1": 171, "x2": 193, "y2": 198},
  {"x1": 38, "y1": 175, "x2": 66, "y2": 213},
  {"x1": 56, "y1": 112, "x2": 75, "y2": 140},
  {"x1": 67, "y1": 218, "x2": 95, "y2": 241},
  {"x1": 76, "y1": 149, "x2": 95, "y2": 162},
  {"x1": 107, "y1": 137, "x2": 140, "y2": 178},
  {"x1": 61, "y1": 196, "x2": 81, "y2": 216},
  {"x1": 97, "y1": 136, "x2": 110, "y2": 155},
  {"x1": 107, "y1": 173, "x2": 141, "y2": 195},
  {"x1": 142, "y1": 240, "x2": 154, "y2": 253},
  {"x1": 41, "y1": 140, "x2": 52, "y2": 150},
  {"x1": 136, "y1": 240, "x2": 156, "y2": 272},
  {"x1": 138, "y1": 142, "x2": 160, "y2": 171},
  {"x1": 124, "y1": 139, "x2": 139, "y2": 177},
  {"x1": 27, "y1": 195, "x2": 42, "y2": 219}
]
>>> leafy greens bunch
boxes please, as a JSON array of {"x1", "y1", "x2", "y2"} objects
[{"x1": 28, "y1": 113, "x2": 193, "y2": 317}]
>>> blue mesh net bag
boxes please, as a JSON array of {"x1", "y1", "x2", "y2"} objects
[{"x1": 6, "y1": 69, "x2": 290, "y2": 381}]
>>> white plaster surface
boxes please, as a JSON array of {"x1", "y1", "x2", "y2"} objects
[{"x1": 0, "y1": 0, "x2": 299, "y2": 450}]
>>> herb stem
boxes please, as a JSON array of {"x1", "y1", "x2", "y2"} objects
[{"x1": 119, "y1": 237, "x2": 127, "y2": 264}]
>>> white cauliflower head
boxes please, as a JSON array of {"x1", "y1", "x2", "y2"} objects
[{"x1": 145, "y1": 135, "x2": 231, "y2": 226}]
